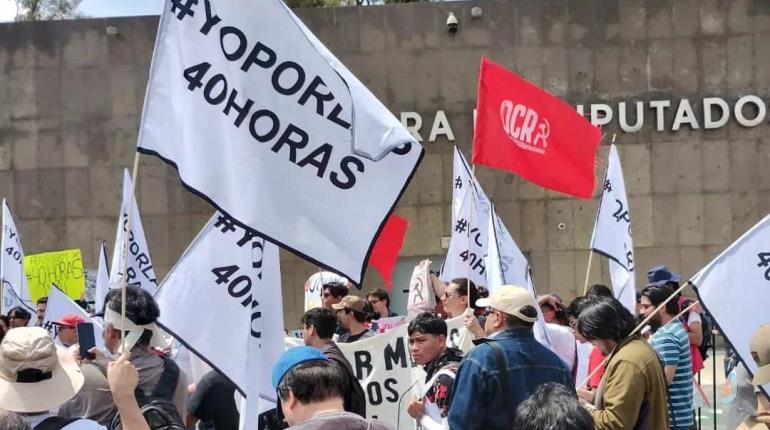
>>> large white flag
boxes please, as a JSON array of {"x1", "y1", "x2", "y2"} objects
[
  {"x1": 440, "y1": 185, "x2": 488, "y2": 288},
  {"x1": 1, "y1": 199, "x2": 33, "y2": 314},
  {"x1": 156, "y1": 212, "x2": 284, "y2": 414},
  {"x1": 451, "y1": 146, "x2": 491, "y2": 229},
  {"x1": 590, "y1": 144, "x2": 636, "y2": 313},
  {"x1": 136, "y1": 0, "x2": 422, "y2": 284},
  {"x1": 94, "y1": 242, "x2": 109, "y2": 313},
  {"x1": 691, "y1": 215, "x2": 770, "y2": 392},
  {"x1": 109, "y1": 169, "x2": 157, "y2": 293},
  {"x1": 43, "y1": 286, "x2": 105, "y2": 350}
]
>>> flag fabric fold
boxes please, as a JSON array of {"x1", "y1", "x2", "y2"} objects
[{"x1": 1, "y1": 199, "x2": 33, "y2": 315}]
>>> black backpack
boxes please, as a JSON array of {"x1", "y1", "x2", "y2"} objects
[
  {"x1": 680, "y1": 299, "x2": 714, "y2": 361},
  {"x1": 106, "y1": 357, "x2": 186, "y2": 430}
]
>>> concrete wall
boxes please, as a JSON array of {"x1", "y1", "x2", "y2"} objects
[{"x1": 1, "y1": 0, "x2": 769, "y2": 326}]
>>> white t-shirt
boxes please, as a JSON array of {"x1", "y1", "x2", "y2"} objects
[
  {"x1": 688, "y1": 311, "x2": 702, "y2": 325},
  {"x1": 544, "y1": 323, "x2": 576, "y2": 370},
  {"x1": 25, "y1": 414, "x2": 107, "y2": 430}
]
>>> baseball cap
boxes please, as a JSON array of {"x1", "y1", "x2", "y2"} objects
[
  {"x1": 331, "y1": 295, "x2": 366, "y2": 313},
  {"x1": 647, "y1": 265, "x2": 681, "y2": 287},
  {"x1": 475, "y1": 285, "x2": 538, "y2": 323},
  {"x1": 53, "y1": 314, "x2": 86, "y2": 328},
  {"x1": 271, "y1": 346, "x2": 327, "y2": 390},
  {"x1": 749, "y1": 324, "x2": 770, "y2": 386}
]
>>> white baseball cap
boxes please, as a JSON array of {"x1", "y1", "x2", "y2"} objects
[{"x1": 475, "y1": 285, "x2": 538, "y2": 323}]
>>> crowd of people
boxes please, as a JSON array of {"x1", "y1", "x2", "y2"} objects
[{"x1": 0, "y1": 264, "x2": 768, "y2": 430}]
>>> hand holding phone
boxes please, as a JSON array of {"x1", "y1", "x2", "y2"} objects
[{"x1": 76, "y1": 322, "x2": 96, "y2": 360}]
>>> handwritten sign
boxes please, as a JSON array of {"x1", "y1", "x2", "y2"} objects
[{"x1": 24, "y1": 249, "x2": 85, "y2": 302}]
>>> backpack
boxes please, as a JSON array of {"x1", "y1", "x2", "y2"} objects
[
  {"x1": 35, "y1": 417, "x2": 80, "y2": 430},
  {"x1": 680, "y1": 298, "x2": 714, "y2": 361},
  {"x1": 106, "y1": 357, "x2": 186, "y2": 430}
]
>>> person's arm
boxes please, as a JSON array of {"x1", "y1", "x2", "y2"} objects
[
  {"x1": 687, "y1": 321, "x2": 703, "y2": 346},
  {"x1": 107, "y1": 353, "x2": 150, "y2": 430},
  {"x1": 589, "y1": 361, "x2": 647, "y2": 430},
  {"x1": 654, "y1": 335, "x2": 679, "y2": 386}
]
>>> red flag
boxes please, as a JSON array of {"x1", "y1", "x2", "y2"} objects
[
  {"x1": 472, "y1": 57, "x2": 601, "y2": 198},
  {"x1": 368, "y1": 214, "x2": 408, "y2": 290}
]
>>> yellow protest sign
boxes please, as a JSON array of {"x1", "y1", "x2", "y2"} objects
[{"x1": 24, "y1": 249, "x2": 85, "y2": 302}]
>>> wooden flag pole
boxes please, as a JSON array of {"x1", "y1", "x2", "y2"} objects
[
  {"x1": 465, "y1": 165, "x2": 476, "y2": 312},
  {"x1": 581, "y1": 250, "x2": 595, "y2": 295},
  {"x1": 120, "y1": 153, "x2": 142, "y2": 353}
]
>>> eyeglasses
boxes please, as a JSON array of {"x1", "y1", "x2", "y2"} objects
[{"x1": 442, "y1": 292, "x2": 460, "y2": 299}]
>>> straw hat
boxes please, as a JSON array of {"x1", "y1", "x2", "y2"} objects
[{"x1": 0, "y1": 327, "x2": 84, "y2": 413}]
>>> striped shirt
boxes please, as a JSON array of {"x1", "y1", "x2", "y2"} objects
[{"x1": 651, "y1": 320, "x2": 694, "y2": 429}]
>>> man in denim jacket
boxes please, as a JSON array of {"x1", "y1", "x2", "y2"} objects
[{"x1": 448, "y1": 285, "x2": 574, "y2": 430}]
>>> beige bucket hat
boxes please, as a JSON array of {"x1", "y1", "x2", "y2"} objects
[{"x1": 0, "y1": 327, "x2": 84, "y2": 413}]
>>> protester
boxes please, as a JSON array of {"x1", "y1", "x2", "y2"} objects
[
  {"x1": 36, "y1": 297, "x2": 48, "y2": 327},
  {"x1": 513, "y1": 382, "x2": 594, "y2": 430},
  {"x1": 271, "y1": 347, "x2": 392, "y2": 429},
  {"x1": 585, "y1": 284, "x2": 613, "y2": 298},
  {"x1": 0, "y1": 327, "x2": 105, "y2": 429},
  {"x1": 53, "y1": 314, "x2": 86, "y2": 349},
  {"x1": 640, "y1": 284, "x2": 694, "y2": 430},
  {"x1": 677, "y1": 295, "x2": 705, "y2": 374},
  {"x1": 567, "y1": 297, "x2": 599, "y2": 387},
  {"x1": 406, "y1": 313, "x2": 462, "y2": 429},
  {"x1": 8, "y1": 307, "x2": 31, "y2": 329},
  {"x1": 366, "y1": 289, "x2": 397, "y2": 319},
  {"x1": 576, "y1": 296, "x2": 669, "y2": 429},
  {"x1": 441, "y1": 278, "x2": 478, "y2": 319},
  {"x1": 0, "y1": 315, "x2": 8, "y2": 342},
  {"x1": 186, "y1": 370, "x2": 239, "y2": 430},
  {"x1": 736, "y1": 324, "x2": 770, "y2": 429},
  {"x1": 301, "y1": 308, "x2": 366, "y2": 416},
  {"x1": 321, "y1": 282, "x2": 348, "y2": 310},
  {"x1": 538, "y1": 294, "x2": 569, "y2": 326},
  {"x1": 448, "y1": 285, "x2": 573, "y2": 430},
  {"x1": 59, "y1": 287, "x2": 188, "y2": 426},
  {"x1": 106, "y1": 353, "x2": 152, "y2": 430},
  {"x1": 332, "y1": 296, "x2": 373, "y2": 343}
]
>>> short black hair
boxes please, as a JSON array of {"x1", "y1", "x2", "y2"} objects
[
  {"x1": 301, "y1": 308, "x2": 336, "y2": 339},
  {"x1": 566, "y1": 296, "x2": 590, "y2": 319},
  {"x1": 104, "y1": 287, "x2": 160, "y2": 346},
  {"x1": 503, "y1": 306, "x2": 537, "y2": 328},
  {"x1": 323, "y1": 282, "x2": 348, "y2": 299},
  {"x1": 345, "y1": 308, "x2": 367, "y2": 323},
  {"x1": 367, "y1": 288, "x2": 390, "y2": 307},
  {"x1": 513, "y1": 382, "x2": 594, "y2": 430},
  {"x1": 577, "y1": 296, "x2": 636, "y2": 343},
  {"x1": 640, "y1": 284, "x2": 678, "y2": 315},
  {"x1": 408, "y1": 312, "x2": 447, "y2": 337},
  {"x1": 36, "y1": 297, "x2": 48, "y2": 305},
  {"x1": 277, "y1": 360, "x2": 344, "y2": 404},
  {"x1": 449, "y1": 278, "x2": 479, "y2": 308},
  {"x1": 586, "y1": 284, "x2": 612, "y2": 298},
  {"x1": 8, "y1": 307, "x2": 31, "y2": 321}
]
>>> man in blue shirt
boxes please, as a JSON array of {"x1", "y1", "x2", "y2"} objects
[
  {"x1": 640, "y1": 284, "x2": 694, "y2": 430},
  {"x1": 448, "y1": 285, "x2": 574, "y2": 430}
]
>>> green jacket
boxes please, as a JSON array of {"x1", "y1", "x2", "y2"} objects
[{"x1": 592, "y1": 337, "x2": 670, "y2": 430}]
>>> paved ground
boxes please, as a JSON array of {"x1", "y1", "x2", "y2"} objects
[{"x1": 698, "y1": 350, "x2": 727, "y2": 430}]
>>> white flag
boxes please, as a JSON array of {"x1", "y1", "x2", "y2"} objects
[
  {"x1": 486, "y1": 208, "x2": 529, "y2": 291},
  {"x1": 440, "y1": 185, "x2": 488, "y2": 288},
  {"x1": 590, "y1": 144, "x2": 636, "y2": 313},
  {"x1": 137, "y1": 0, "x2": 422, "y2": 284},
  {"x1": 156, "y1": 212, "x2": 284, "y2": 412},
  {"x1": 1, "y1": 199, "x2": 33, "y2": 315},
  {"x1": 109, "y1": 169, "x2": 158, "y2": 293},
  {"x1": 42, "y1": 286, "x2": 105, "y2": 351},
  {"x1": 451, "y1": 146, "x2": 491, "y2": 229},
  {"x1": 304, "y1": 271, "x2": 347, "y2": 312},
  {"x1": 691, "y1": 215, "x2": 770, "y2": 393},
  {"x1": 94, "y1": 242, "x2": 109, "y2": 313},
  {"x1": 407, "y1": 259, "x2": 435, "y2": 318}
]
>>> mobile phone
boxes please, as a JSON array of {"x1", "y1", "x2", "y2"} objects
[{"x1": 76, "y1": 322, "x2": 96, "y2": 360}]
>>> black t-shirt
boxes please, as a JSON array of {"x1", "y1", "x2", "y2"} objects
[{"x1": 188, "y1": 371, "x2": 239, "y2": 430}]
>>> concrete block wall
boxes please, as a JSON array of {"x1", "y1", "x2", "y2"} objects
[{"x1": 1, "y1": 0, "x2": 770, "y2": 326}]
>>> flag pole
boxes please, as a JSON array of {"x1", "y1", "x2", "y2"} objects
[
  {"x1": 120, "y1": 152, "x2": 141, "y2": 353},
  {"x1": 578, "y1": 281, "x2": 689, "y2": 388},
  {"x1": 466, "y1": 165, "x2": 476, "y2": 312},
  {"x1": 581, "y1": 251, "x2": 594, "y2": 295}
]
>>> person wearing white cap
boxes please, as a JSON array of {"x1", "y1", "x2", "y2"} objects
[
  {"x1": 736, "y1": 324, "x2": 770, "y2": 429},
  {"x1": 447, "y1": 285, "x2": 574, "y2": 430},
  {"x1": 0, "y1": 326, "x2": 103, "y2": 430}
]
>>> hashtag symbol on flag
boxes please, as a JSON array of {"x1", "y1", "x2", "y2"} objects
[
  {"x1": 454, "y1": 176, "x2": 463, "y2": 189},
  {"x1": 603, "y1": 179, "x2": 612, "y2": 192},
  {"x1": 214, "y1": 215, "x2": 238, "y2": 233},
  {"x1": 170, "y1": 0, "x2": 198, "y2": 20},
  {"x1": 455, "y1": 218, "x2": 468, "y2": 234}
]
